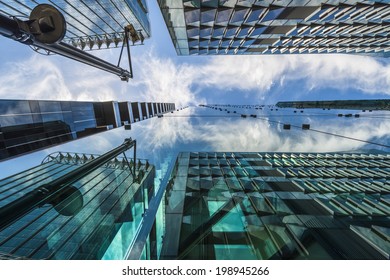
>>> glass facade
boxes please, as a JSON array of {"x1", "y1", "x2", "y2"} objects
[
  {"x1": 276, "y1": 99, "x2": 390, "y2": 111},
  {"x1": 0, "y1": 100, "x2": 97, "y2": 160},
  {"x1": 0, "y1": 0, "x2": 151, "y2": 50},
  {"x1": 161, "y1": 151, "x2": 390, "y2": 259},
  {"x1": 0, "y1": 150, "x2": 155, "y2": 259},
  {"x1": 1, "y1": 103, "x2": 389, "y2": 260},
  {"x1": 0, "y1": 99, "x2": 175, "y2": 160},
  {"x1": 158, "y1": 0, "x2": 390, "y2": 56}
]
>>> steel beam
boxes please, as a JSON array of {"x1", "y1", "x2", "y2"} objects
[
  {"x1": 0, "y1": 138, "x2": 136, "y2": 231},
  {"x1": 0, "y1": 5, "x2": 132, "y2": 81}
]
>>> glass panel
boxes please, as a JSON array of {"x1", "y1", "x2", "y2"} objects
[
  {"x1": 187, "y1": 27, "x2": 199, "y2": 37},
  {"x1": 245, "y1": 8, "x2": 265, "y2": 24},
  {"x1": 225, "y1": 27, "x2": 238, "y2": 37},
  {"x1": 231, "y1": 8, "x2": 249, "y2": 23},
  {"x1": 212, "y1": 26, "x2": 225, "y2": 37},
  {"x1": 262, "y1": 7, "x2": 285, "y2": 22},
  {"x1": 201, "y1": 9, "x2": 216, "y2": 23},
  {"x1": 250, "y1": 26, "x2": 266, "y2": 36},
  {"x1": 200, "y1": 27, "x2": 212, "y2": 37},
  {"x1": 185, "y1": 9, "x2": 200, "y2": 24},
  {"x1": 216, "y1": 9, "x2": 233, "y2": 24}
]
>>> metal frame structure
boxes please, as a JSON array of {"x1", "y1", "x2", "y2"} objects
[
  {"x1": 0, "y1": 138, "x2": 137, "y2": 231},
  {"x1": 0, "y1": 4, "x2": 133, "y2": 80}
]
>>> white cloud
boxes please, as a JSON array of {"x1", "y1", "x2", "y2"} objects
[
  {"x1": 286, "y1": 55, "x2": 390, "y2": 95},
  {"x1": 0, "y1": 47, "x2": 204, "y2": 106},
  {"x1": 0, "y1": 55, "x2": 72, "y2": 100},
  {"x1": 2, "y1": 45, "x2": 390, "y2": 106},
  {"x1": 195, "y1": 54, "x2": 390, "y2": 99},
  {"x1": 0, "y1": 53, "x2": 124, "y2": 101},
  {"x1": 198, "y1": 56, "x2": 286, "y2": 92},
  {"x1": 63, "y1": 61, "x2": 120, "y2": 101},
  {"x1": 127, "y1": 50, "x2": 206, "y2": 107},
  {"x1": 123, "y1": 52, "x2": 390, "y2": 104}
]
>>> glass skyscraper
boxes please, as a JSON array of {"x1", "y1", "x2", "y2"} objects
[
  {"x1": 0, "y1": 99, "x2": 175, "y2": 160},
  {"x1": 0, "y1": 145, "x2": 156, "y2": 260},
  {"x1": 0, "y1": 0, "x2": 151, "y2": 50},
  {"x1": 161, "y1": 151, "x2": 390, "y2": 259},
  {"x1": 158, "y1": 0, "x2": 390, "y2": 56}
]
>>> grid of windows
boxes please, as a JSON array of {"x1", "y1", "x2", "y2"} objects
[
  {"x1": 158, "y1": 0, "x2": 390, "y2": 56},
  {"x1": 0, "y1": 0, "x2": 150, "y2": 50},
  {"x1": 0, "y1": 100, "x2": 97, "y2": 160},
  {"x1": 0, "y1": 152, "x2": 155, "y2": 259},
  {"x1": 276, "y1": 99, "x2": 390, "y2": 110},
  {"x1": 161, "y1": 151, "x2": 390, "y2": 259},
  {"x1": 0, "y1": 100, "x2": 175, "y2": 160}
]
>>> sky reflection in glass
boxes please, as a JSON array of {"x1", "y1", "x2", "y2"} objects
[
  {"x1": 0, "y1": 106, "x2": 390, "y2": 182},
  {"x1": 1, "y1": 105, "x2": 389, "y2": 189}
]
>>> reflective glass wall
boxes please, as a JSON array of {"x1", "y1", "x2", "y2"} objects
[
  {"x1": 161, "y1": 151, "x2": 390, "y2": 259},
  {"x1": 0, "y1": 100, "x2": 175, "y2": 160},
  {"x1": 0, "y1": 100, "x2": 96, "y2": 160},
  {"x1": 1, "y1": 104, "x2": 389, "y2": 259},
  {"x1": 0, "y1": 151, "x2": 155, "y2": 259},
  {"x1": 158, "y1": 0, "x2": 390, "y2": 56}
]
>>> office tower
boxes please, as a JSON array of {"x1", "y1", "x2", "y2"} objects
[
  {"x1": 158, "y1": 0, "x2": 390, "y2": 56},
  {"x1": 0, "y1": 99, "x2": 175, "y2": 160},
  {"x1": 161, "y1": 151, "x2": 390, "y2": 259},
  {"x1": 0, "y1": 0, "x2": 150, "y2": 50},
  {"x1": 0, "y1": 140, "x2": 156, "y2": 260}
]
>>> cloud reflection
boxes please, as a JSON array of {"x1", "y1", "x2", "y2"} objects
[
  {"x1": 137, "y1": 107, "x2": 199, "y2": 150},
  {"x1": 1, "y1": 108, "x2": 389, "y2": 182},
  {"x1": 138, "y1": 108, "x2": 390, "y2": 153}
]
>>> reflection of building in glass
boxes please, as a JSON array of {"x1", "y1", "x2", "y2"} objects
[
  {"x1": 158, "y1": 1, "x2": 390, "y2": 56},
  {"x1": 161, "y1": 152, "x2": 390, "y2": 259},
  {"x1": 276, "y1": 99, "x2": 390, "y2": 111},
  {"x1": 0, "y1": 99, "x2": 175, "y2": 160},
  {"x1": 2, "y1": 104, "x2": 390, "y2": 260},
  {"x1": 0, "y1": 147, "x2": 155, "y2": 260},
  {"x1": 0, "y1": 0, "x2": 150, "y2": 50}
]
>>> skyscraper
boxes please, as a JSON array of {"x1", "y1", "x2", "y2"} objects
[
  {"x1": 0, "y1": 139, "x2": 156, "y2": 260},
  {"x1": 158, "y1": 0, "x2": 390, "y2": 56},
  {"x1": 0, "y1": 0, "x2": 150, "y2": 50},
  {"x1": 0, "y1": 99, "x2": 175, "y2": 160},
  {"x1": 161, "y1": 151, "x2": 390, "y2": 260}
]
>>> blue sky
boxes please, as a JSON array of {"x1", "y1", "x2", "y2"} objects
[{"x1": 1, "y1": 1, "x2": 390, "y2": 107}]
